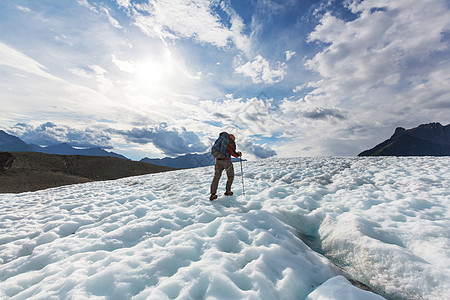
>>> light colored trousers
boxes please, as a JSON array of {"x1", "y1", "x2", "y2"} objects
[{"x1": 210, "y1": 159, "x2": 234, "y2": 194}]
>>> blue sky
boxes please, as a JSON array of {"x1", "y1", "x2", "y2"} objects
[{"x1": 1, "y1": 0, "x2": 449, "y2": 160}]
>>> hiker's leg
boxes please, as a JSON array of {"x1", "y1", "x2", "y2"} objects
[
  {"x1": 225, "y1": 161, "x2": 234, "y2": 192},
  {"x1": 210, "y1": 160, "x2": 224, "y2": 194}
]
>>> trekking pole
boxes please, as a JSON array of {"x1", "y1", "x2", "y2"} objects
[{"x1": 240, "y1": 156, "x2": 245, "y2": 195}]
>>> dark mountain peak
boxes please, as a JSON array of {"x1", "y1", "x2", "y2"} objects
[
  {"x1": 0, "y1": 130, "x2": 34, "y2": 152},
  {"x1": 391, "y1": 127, "x2": 406, "y2": 140},
  {"x1": 417, "y1": 122, "x2": 444, "y2": 129},
  {"x1": 407, "y1": 122, "x2": 450, "y2": 146},
  {"x1": 0, "y1": 130, "x2": 18, "y2": 141},
  {"x1": 390, "y1": 123, "x2": 448, "y2": 141},
  {"x1": 359, "y1": 122, "x2": 450, "y2": 156}
]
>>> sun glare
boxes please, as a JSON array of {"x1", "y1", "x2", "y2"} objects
[
  {"x1": 136, "y1": 59, "x2": 165, "y2": 86},
  {"x1": 134, "y1": 49, "x2": 175, "y2": 93}
]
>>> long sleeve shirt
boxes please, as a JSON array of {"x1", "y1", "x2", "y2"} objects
[{"x1": 226, "y1": 140, "x2": 240, "y2": 159}]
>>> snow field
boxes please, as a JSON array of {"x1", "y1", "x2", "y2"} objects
[
  {"x1": 0, "y1": 156, "x2": 449, "y2": 299},
  {"x1": 0, "y1": 176, "x2": 340, "y2": 299},
  {"x1": 254, "y1": 158, "x2": 449, "y2": 299}
]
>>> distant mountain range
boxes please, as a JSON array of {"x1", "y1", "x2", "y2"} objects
[
  {"x1": 1, "y1": 130, "x2": 242, "y2": 169},
  {"x1": 359, "y1": 122, "x2": 450, "y2": 156},
  {"x1": 0, "y1": 130, "x2": 34, "y2": 152},
  {"x1": 0, "y1": 130, "x2": 127, "y2": 159},
  {"x1": 141, "y1": 153, "x2": 243, "y2": 169},
  {"x1": 4, "y1": 122, "x2": 449, "y2": 166}
]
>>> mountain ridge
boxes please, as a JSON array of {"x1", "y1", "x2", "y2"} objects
[
  {"x1": 141, "y1": 152, "x2": 244, "y2": 169},
  {"x1": 359, "y1": 122, "x2": 450, "y2": 156},
  {"x1": 0, "y1": 130, "x2": 127, "y2": 159},
  {"x1": 0, "y1": 130, "x2": 35, "y2": 152}
]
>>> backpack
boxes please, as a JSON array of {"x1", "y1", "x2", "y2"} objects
[{"x1": 211, "y1": 132, "x2": 230, "y2": 159}]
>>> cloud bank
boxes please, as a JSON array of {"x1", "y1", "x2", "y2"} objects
[
  {"x1": 111, "y1": 123, "x2": 209, "y2": 157},
  {"x1": 303, "y1": 0, "x2": 450, "y2": 118},
  {"x1": 240, "y1": 137, "x2": 277, "y2": 159},
  {"x1": 9, "y1": 122, "x2": 113, "y2": 149}
]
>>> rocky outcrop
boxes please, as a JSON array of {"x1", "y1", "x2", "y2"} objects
[
  {"x1": 359, "y1": 123, "x2": 450, "y2": 156},
  {"x1": 0, "y1": 152, "x2": 175, "y2": 193}
]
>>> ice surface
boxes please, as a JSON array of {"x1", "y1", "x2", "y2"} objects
[
  {"x1": 0, "y1": 157, "x2": 448, "y2": 299},
  {"x1": 305, "y1": 275, "x2": 385, "y2": 300}
]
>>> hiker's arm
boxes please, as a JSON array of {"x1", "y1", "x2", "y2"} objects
[{"x1": 227, "y1": 143, "x2": 241, "y2": 157}]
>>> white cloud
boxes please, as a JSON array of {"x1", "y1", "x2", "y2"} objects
[
  {"x1": 292, "y1": 83, "x2": 307, "y2": 93},
  {"x1": 131, "y1": 0, "x2": 251, "y2": 53},
  {"x1": 402, "y1": 61, "x2": 450, "y2": 110},
  {"x1": 383, "y1": 73, "x2": 401, "y2": 86},
  {"x1": 296, "y1": 0, "x2": 450, "y2": 153},
  {"x1": 235, "y1": 55, "x2": 286, "y2": 84},
  {"x1": 9, "y1": 122, "x2": 113, "y2": 148},
  {"x1": 69, "y1": 65, "x2": 112, "y2": 93},
  {"x1": 101, "y1": 7, "x2": 123, "y2": 29},
  {"x1": 240, "y1": 137, "x2": 277, "y2": 159},
  {"x1": 111, "y1": 55, "x2": 136, "y2": 73},
  {"x1": 77, "y1": 1, "x2": 123, "y2": 29},
  {"x1": 201, "y1": 96, "x2": 280, "y2": 137},
  {"x1": 306, "y1": 0, "x2": 450, "y2": 98},
  {"x1": 0, "y1": 42, "x2": 59, "y2": 81},
  {"x1": 16, "y1": 5, "x2": 31, "y2": 13},
  {"x1": 111, "y1": 123, "x2": 208, "y2": 156},
  {"x1": 0, "y1": 43, "x2": 127, "y2": 126},
  {"x1": 69, "y1": 67, "x2": 90, "y2": 78},
  {"x1": 285, "y1": 50, "x2": 296, "y2": 62},
  {"x1": 77, "y1": 0, "x2": 97, "y2": 12},
  {"x1": 115, "y1": 0, "x2": 131, "y2": 9}
]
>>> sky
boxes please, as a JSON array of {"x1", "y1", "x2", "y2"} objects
[{"x1": 1, "y1": 0, "x2": 449, "y2": 160}]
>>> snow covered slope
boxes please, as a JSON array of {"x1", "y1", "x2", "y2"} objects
[{"x1": 0, "y1": 157, "x2": 448, "y2": 299}]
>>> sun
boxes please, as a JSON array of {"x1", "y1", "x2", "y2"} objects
[
  {"x1": 136, "y1": 59, "x2": 165, "y2": 87},
  {"x1": 134, "y1": 49, "x2": 175, "y2": 92}
]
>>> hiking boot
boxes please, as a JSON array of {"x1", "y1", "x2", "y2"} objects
[
  {"x1": 210, "y1": 194, "x2": 218, "y2": 201},
  {"x1": 224, "y1": 191, "x2": 233, "y2": 196}
]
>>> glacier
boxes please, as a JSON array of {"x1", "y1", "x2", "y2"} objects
[{"x1": 0, "y1": 156, "x2": 449, "y2": 299}]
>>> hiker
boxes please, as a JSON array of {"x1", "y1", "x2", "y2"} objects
[{"x1": 210, "y1": 132, "x2": 242, "y2": 201}]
